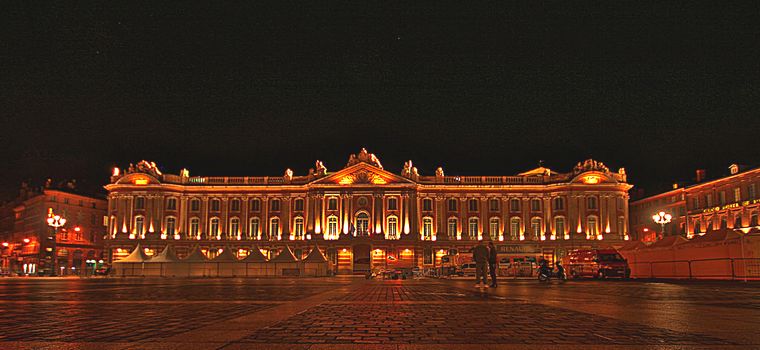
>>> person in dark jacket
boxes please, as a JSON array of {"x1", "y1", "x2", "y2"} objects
[
  {"x1": 472, "y1": 240, "x2": 489, "y2": 287},
  {"x1": 487, "y1": 241, "x2": 498, "y2": 287}
]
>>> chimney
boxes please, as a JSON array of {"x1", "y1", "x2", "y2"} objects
[{"x1": 695, "y1": 169, "x2": 706, "y2": 183}]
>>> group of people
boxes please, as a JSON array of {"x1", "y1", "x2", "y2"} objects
[{"x1": 471, "y1": 240, "x2": 499, "y2": 288}]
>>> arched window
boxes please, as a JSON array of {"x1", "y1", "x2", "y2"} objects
[
  {"x1": 447, "y1": 217, "x2": 458, "y2": 239},
  {"x1": 270, "y1": 217, "x2": 280, "y2": 240},
  {"x1": 387, "y1": 216, "x2": 398, "y2": 239},
  {"x1": 189, "y1": 218, "x2": 200, "y2": 238},
  {"x1": 553, "y1": 197, "x2": 564, "y2": 210},
  {"x1": 327, "y1": 215, "x2": 339, "y2": 240},
  {"x1": 587, "y1": 216, "x2": 598, "y2": 236},
  {"x1": 190, "y1": 198, "x2": 200, "y2": 212},
  {"x1": 134, "y1": 216, "x2": 145, "y2": 234},
  {"x1": 356, "y1": 212, "x2": 369, "y2": 235},
  {"x1": 249, "y1": 198, "x2": 260, "y2": 211},
  {"x1": 734, "y1": 215, "x2": 743, "y2": 229},
  {"x1": 423, "y1": 199, "x2": 433, "y2": 211},
  {"x1": 165, "y1": 217, "x2": 177, "y2": 235},
  {"x1": 328, "y1": 197, "x2": 338, "y2": 211},
  {"x1": 209, "y1": 217, "x2": 220, "y2": 238},
  {"x1": 294, "y1": 216, "x2": 304, "y2": 239},
  {"x1": 510, "y1": 217, "x2": 521, "y2": 240},
  {"x1": 751, "y1": 212, "x2": 759, "y2": 227},
  {"x1": 489, "y1": 217, "x2": 499, "y2": 240},
  {"x1": 531, "y1": 217, "x2": 542, "y2": 239},
  {"x1": 720, "y1": 216, "x2": 728, "y2": 229},
  {"x1": 229, "y1": 217, "x2": 240, "y2": 239},
  {"x1": 468, "y1": 217, "x2": 478, "y2": 240},
  {"x1": 230, "y1": 199, "x2": 241, "y2": 211},
  {"x1": 422, "y1": 217, "x2": 433, "y2": 240},
  {"x1": 249, "y1": 217, "x2": 260, "y2": 239},
  {"x1": 554, "y1": 217, "x2": 565, "y2": 239}
]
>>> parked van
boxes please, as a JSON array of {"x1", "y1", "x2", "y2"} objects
[{"x1": 564, "y1": 249, "x2": 630, "y2": 279}]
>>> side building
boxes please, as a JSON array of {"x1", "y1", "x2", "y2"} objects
[
  {"x1": 104, "y1": 149, "x2": 633, "y2": 274},
  {"x1": 0, "y1": 182, "x2": 108, "y2": 276},
  {"x1": 630, "y1": 164, "x2": 760, "y2": 241}
]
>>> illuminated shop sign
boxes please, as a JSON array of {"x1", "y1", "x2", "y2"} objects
[{"x1": 701, "y1": 199, "x2": 760, "y2": 213}]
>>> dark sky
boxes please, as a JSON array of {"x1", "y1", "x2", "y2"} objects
[{"x1": 2, "y1": 3, "x2": 759, "y2": 199}]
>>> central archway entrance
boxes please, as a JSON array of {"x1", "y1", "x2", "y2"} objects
[{"x1": 353, "y1": 244, "x2": 371, "y2": 274}]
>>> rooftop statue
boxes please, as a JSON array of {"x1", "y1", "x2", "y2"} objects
[
  {"x1": 345, "y1": 148, "x2": 383, "y2": 168},
  {"x1": 127, "y1": 160, "x2": 163, "y2": 177},
  {"x1": 573, "y1": 159, "x2": 610, "y2": 174}
]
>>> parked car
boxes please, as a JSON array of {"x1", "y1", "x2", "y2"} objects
[
  {"x1": 564, "y1": 249, "x2": 630, "y2": 279},
  {"x1": 460, "y1": 263, "x2": 477, "y2": 276}
]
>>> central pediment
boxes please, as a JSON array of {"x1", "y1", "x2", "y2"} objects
[{"x1": 310, "y1": 163, "x2": 414, "y2": 185}]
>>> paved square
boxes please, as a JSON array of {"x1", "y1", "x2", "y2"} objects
[{"x1": 0, "y1": 277, "x2": 757, "y2": 349}]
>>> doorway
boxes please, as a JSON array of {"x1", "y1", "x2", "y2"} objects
[{"x1": 353, "y1": 244, "x2": 371, "y2": 274}]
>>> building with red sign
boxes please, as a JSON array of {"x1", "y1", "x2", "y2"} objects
[
  {"x1": 630, "y1": 164, "x2": 760, "y2": 242},
  {"x1": 104, "y1": 149, "x2": 632, "y2": 274}
]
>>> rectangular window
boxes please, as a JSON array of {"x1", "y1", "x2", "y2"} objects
[
  {"x1": 489, "y1": 199, "x2": 499, "y2": 211},
  {"x1": 706, "y1": 194, "x2": 712, "y2": 207},
  {"x1": 328, "y1": 198, "x2": 338, "y2": 211},
  {"x1": 749, "y1": 184, "x2": 756, "y2": 200},
  {"x1": 734, "y1": 188, "x2": 741, "y2": 202},
  {"x1": 555, "y1": 218, "x2": 565, "y2": 237},
  {"x1": 166, "y1": 198, "x2": 177, "y2": 210},
  {"x1": 250, "y1": 199, "x2": 260, "y2": 211},
  {"x1": 448, "y1": 199, "x2": 457, "y2": 211},
  {"x1": 554, "y1": 197, "x2": 565, "y2": 210},
  {"x1": 387, "y1": 198, "x2": 397, "y2": 211},
  {"x1": 587, "y1": 197, "x2": 597, "y2": 210},
  {"x1": 692, "y1": 197, "x2": 699, "y2": 210},
  {"x1": 135, "y1": 197, "x2": 144, "y2": 209},
  {"x1": 468, "y1": 199, "x2": 478, "y2": 212},
  {"x1": 531, "y1": 199, "x2": 541, "y2": 212},
  {"x1": 295, "y1": 199, "x2": 304, "y2": 211},
  {"x1": 423, "y1": 199, "x2": 432, "y2": 211},
  {"x1": 230, "y1": 199, "x2": 241, "y2": 211},
  {"x1": 270, "y1": 199, "x2": 280, "y2": 211},
  {"x1": 191, "y1": 200, "x2": 200, "y2": 211},
  {"x1": 510, "y1": 199, "x2": 520, "y2": 212},
  {"x1": 423, "y1": 247, "x2": 433, "y2": 265},
  {"x1": 210, "y1": 199, "x2": 220, "y2": 212},
  {"x1": 719, "y1": 191, "x2": 726, "y2": 206}
]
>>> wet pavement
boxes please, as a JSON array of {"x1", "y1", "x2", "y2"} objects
[{"x1": 0, "y1": 277, "x2": 757, "y2": 349}]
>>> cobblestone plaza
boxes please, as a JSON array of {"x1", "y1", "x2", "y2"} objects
[{"x1": 0, "y1": 277, "x2": 758, "y2": 349}]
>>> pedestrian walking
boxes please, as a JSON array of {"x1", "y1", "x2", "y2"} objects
[
  {"x1": 488, "y1": 241, "x2": 498, "y2": 287},
  {"x1": 472, "y1": 240, "x2": 489, "y2": 288}
]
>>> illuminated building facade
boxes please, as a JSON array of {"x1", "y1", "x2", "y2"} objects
[
  {"x1": 630, "y1": 164, "x2": 760, "y2": 241},
  {"x1": 0, "y1": 183, "x2": 107, "y2": 276},
  {"x1": 104, "y1": 149, "x2": 632, "y2": 274}
]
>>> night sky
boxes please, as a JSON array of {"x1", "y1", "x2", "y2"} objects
[{"x1": 2, "y1": 3, "x2": 759, "y2": 199}]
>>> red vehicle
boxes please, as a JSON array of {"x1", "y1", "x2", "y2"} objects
[{"x1": 564, "y1": 249, "x2": 630, "y2": 279}]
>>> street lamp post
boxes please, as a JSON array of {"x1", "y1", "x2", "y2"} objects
[
  {"x1": 46, "y1": 209, "x2": 66, "y2": 277},
  {"x1": 652, "y1": 211, "x2": 672, "y2": 239}
]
